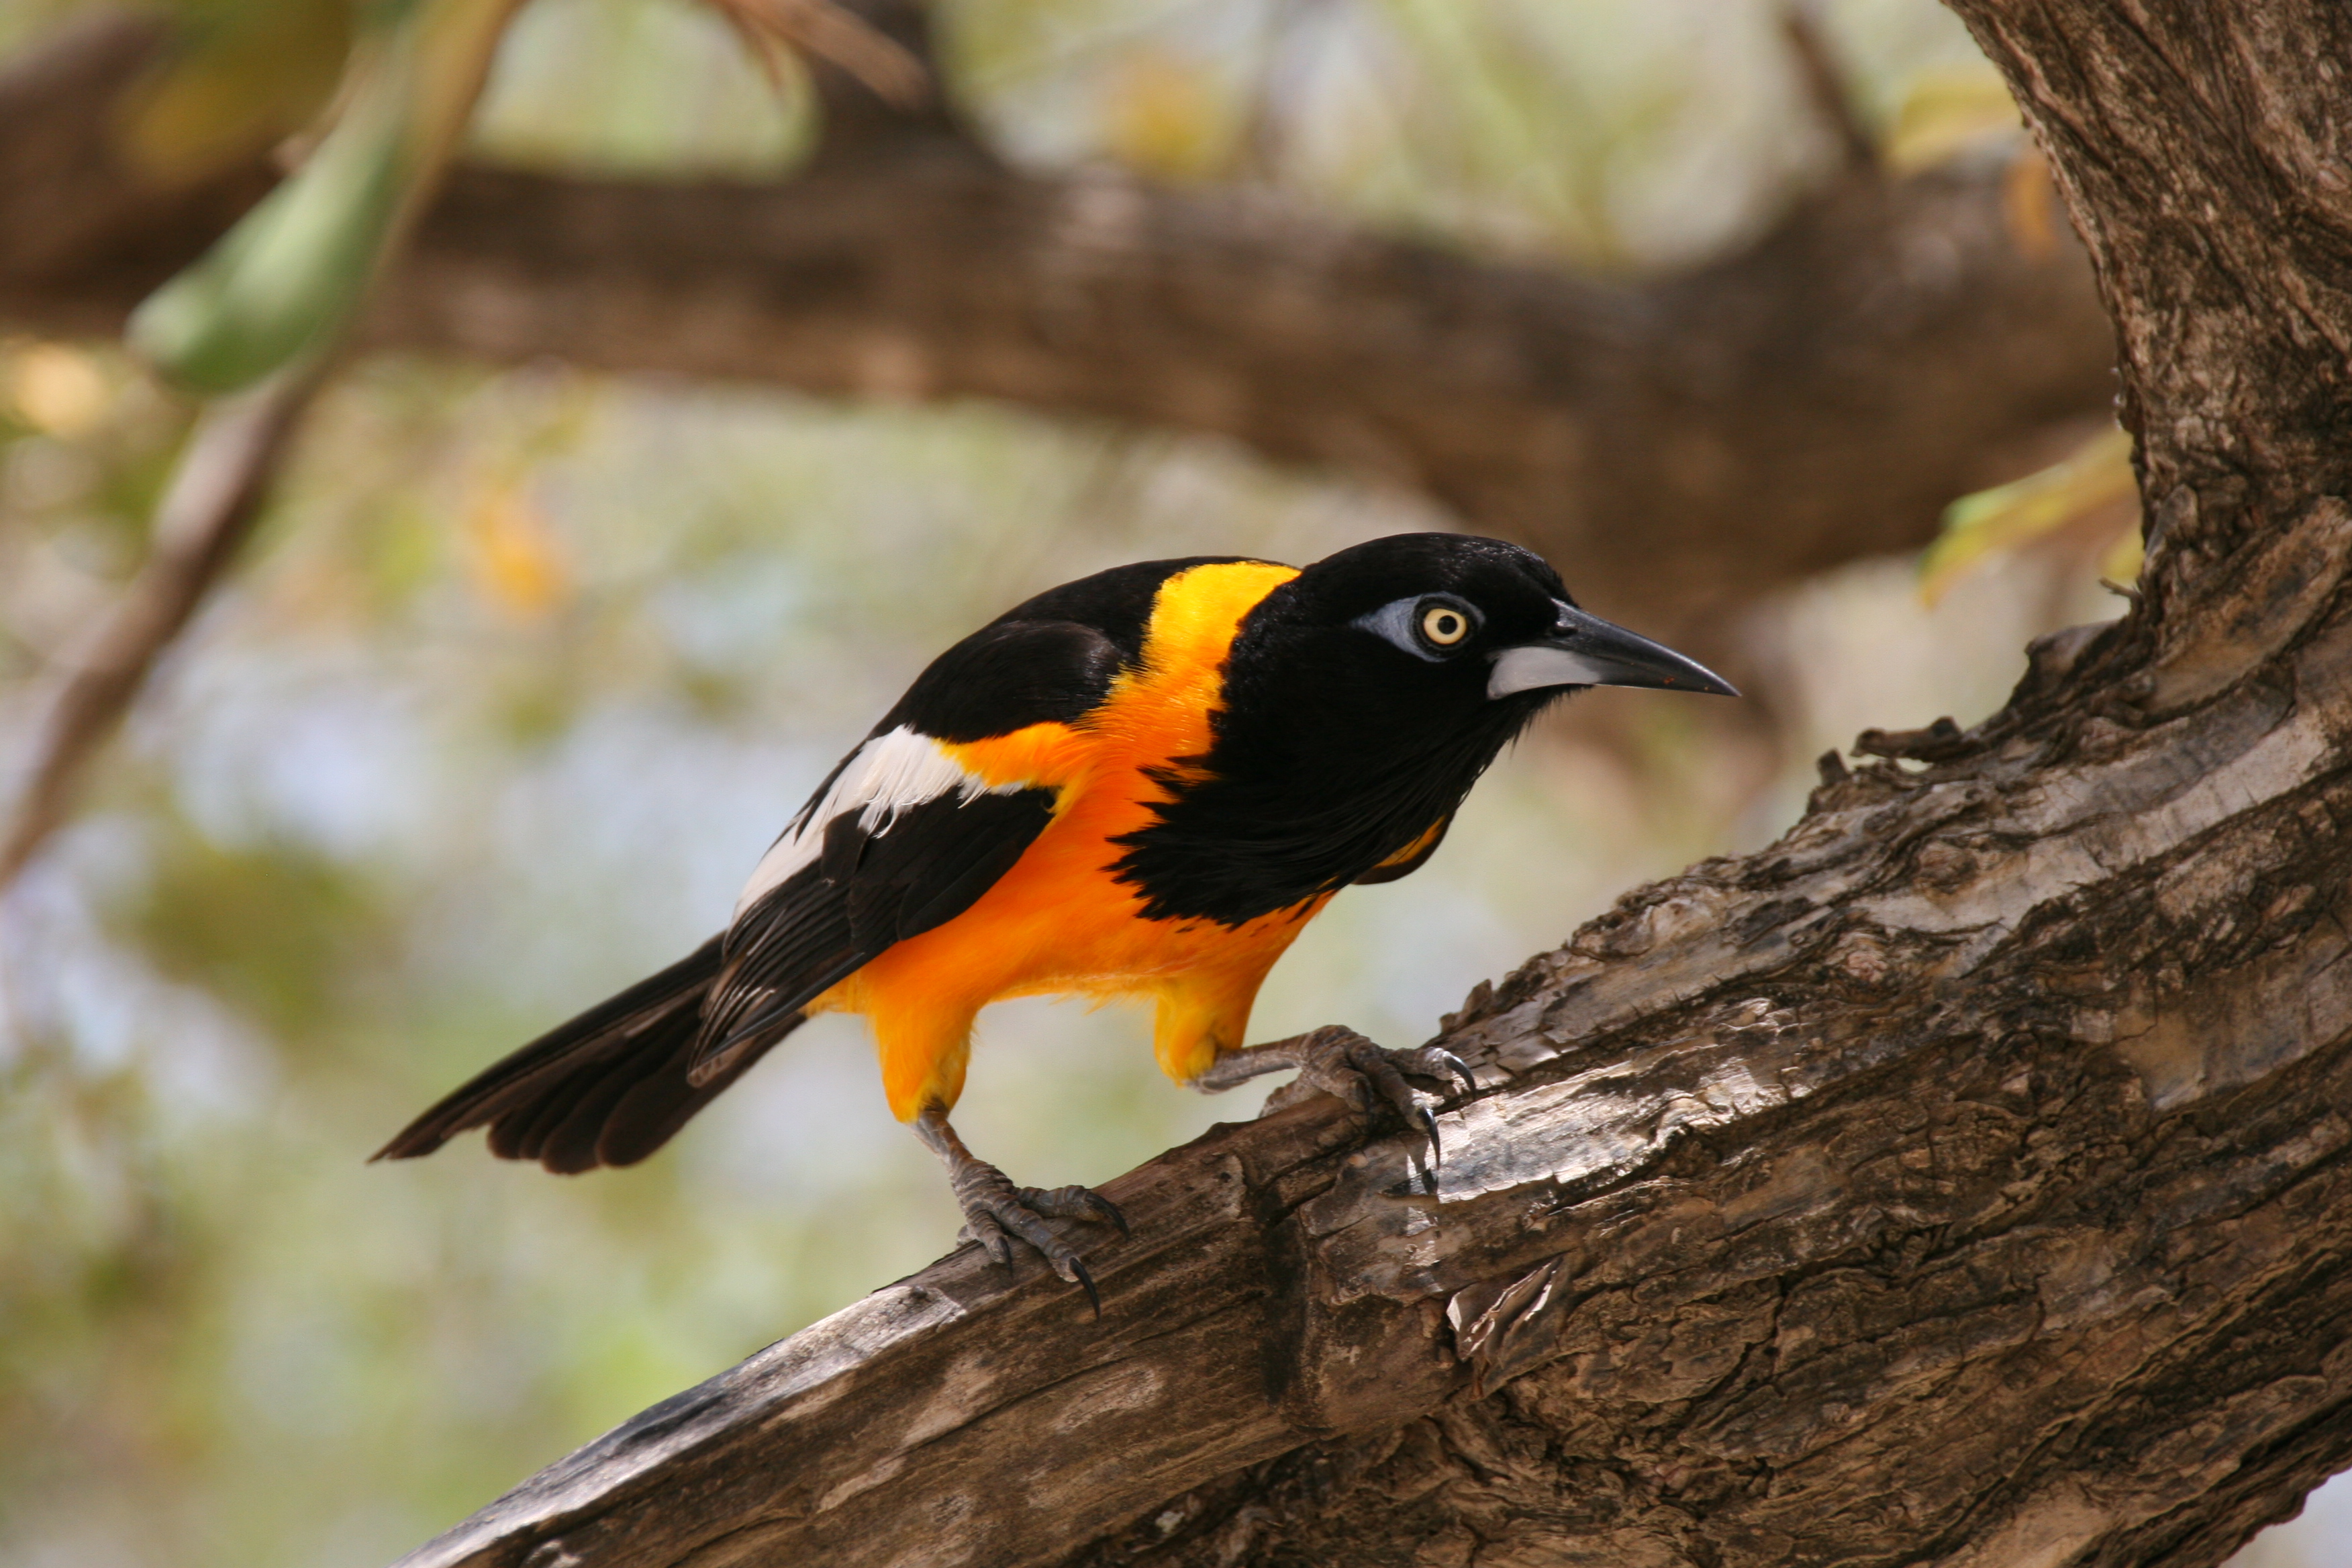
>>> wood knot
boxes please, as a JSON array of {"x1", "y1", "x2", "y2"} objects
[
  {"x1": 1914, "y1": 840, "x2": 1975, "y2": 891},
  {"x1": 2263, "y1": 885, "x2": 2316, "y2": 924},
  {"x1": 1714, "y1": 996, "x2": 1799, "y2": 1042},
  {"x1": 1579, "y1": 893, "x2": 1719, "y2": 959},
  {"x1": 2026, "y1": 621, "x2": 2106, "y2": 685},
  {"x1": 1449, "y1": 1255, "x2": 1571, "y2": 1395},
  {"x1": 1831, "y1": 930, "x2": 1894, "y2": 987}
]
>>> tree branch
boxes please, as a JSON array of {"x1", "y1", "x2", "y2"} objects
[
  {"x1": 0, "y1": 364, "x2": 325, "y2": 887},
  {"x1": 0, "y1": 9, "x2": 2115, "y2": 640},
  {"x1": 793, "y1": 0, "x2": 979, "y2": 168},
  {"x1": 385, "y1": 1, "x2": 2352, "y2": 1562},
  {"x1": 1778, "y1": 2, "x2": 1877, "y2": 175}
]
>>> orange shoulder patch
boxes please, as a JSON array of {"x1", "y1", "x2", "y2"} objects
[{"x1": 938, "y1": 722, "x2": 1097, "y2": 812}]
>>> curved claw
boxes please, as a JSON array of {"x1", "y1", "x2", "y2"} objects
[
  {"x1": 1067, "y1": 1255, "x2": 1103, "y2": 1320},
  {"x1": 967, "y1": 1182, "x2": 1128, "y2": 1316},
  {"x1": 1436, "y1": 1050, "x2": 1478, "y2": 1097},
  {"x1": 1397, "y1": 1045, "x2": 1477, "y2": 1099},
  {"x1": 1089, "y1": 1191, "x2": 1132, "y2": 1240},
  {"x1": 1291, "y1": 1028, "x2": 1457, "y2": 1162}
]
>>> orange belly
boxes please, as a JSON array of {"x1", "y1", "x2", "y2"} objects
[{"x1": 807, "y1": 560, "x2": 1321, "y2": 1122}]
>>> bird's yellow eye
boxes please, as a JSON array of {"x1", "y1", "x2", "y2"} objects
[{"x1": 1420, "y1": 603, "x2": 1470, "y2": 646}]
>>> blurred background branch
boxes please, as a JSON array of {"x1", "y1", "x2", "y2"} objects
[
  {"x1": 0, "y1": 2, "x2": 2114, "y2": 648},
  {"x1": 1, "y1": 0, "x2": 529, "y2": 887},
  {"x1": 0, "y1": 360, "x2": 323, "y2": 887},
  {"x1": 1778, "y1": 0, "x2": 1876, "y2": 174}
]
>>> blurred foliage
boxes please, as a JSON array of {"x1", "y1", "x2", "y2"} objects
[
  {"x1": 1882, "y1": 60, "x2": 2018, "y2": 172},
  {"x1": 126, "y1": 827, "x2": 394, "y2": 1038},
  {"x1": 471, "y1": 0, "x2": 810, "y2": 173},
  {"x1": 115, "y1": 0, "x2": 354, "y2": 185},
  {"x1": 3, "y1": 4, "x2": 2329, "y2": 1568},
  {"x1": 131, "y1": 0, "x2": 524, "y2": 392},
  {"x1": 1920, "y1": 424, "x2": 2140, "y2": 605},
  {"x1": 123, "y1": 0, "x2": 910, "y2": 391},
  {"x1": 0, "y1": 341, "x2": 195, "y2": 685},
  {"x1": 942, "y1": 0, "x2": 1994, "y2": 264}
]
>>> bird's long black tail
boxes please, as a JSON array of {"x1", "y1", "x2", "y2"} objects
[{"x1": 373, "y1": 936, "x2": 800, "y2": 1175}]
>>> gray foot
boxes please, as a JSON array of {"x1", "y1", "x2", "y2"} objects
[
  {"x1": 1195, "y1": 1024, "x2": 1476, "y2": 1156},
  {"x1": 914, "y1": 1106, "x2": 1128, "y2": 1316}
]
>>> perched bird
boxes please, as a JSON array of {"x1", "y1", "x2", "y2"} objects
[{"x1": 377, "y1": 534, "x2": 1733, "y2": 1306}]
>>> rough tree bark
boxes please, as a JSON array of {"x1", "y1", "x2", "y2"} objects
[
  {"x1": 0, "y1": 7, "x2": 2115, "y2": 634},
  {"x1": 387, "y1": 3, "x2": 2352, "y2": 1565}
]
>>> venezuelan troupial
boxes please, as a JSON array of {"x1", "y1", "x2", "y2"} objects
[{"x1": 379, "y1": 534, "x2": 1735, "y2": 1308}]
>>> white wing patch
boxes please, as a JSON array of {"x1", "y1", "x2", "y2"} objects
[{"x1": 732, "y1": 726, "x2": 1030, "y2": 920}]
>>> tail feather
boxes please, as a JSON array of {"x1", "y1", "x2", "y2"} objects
[
  {"x1": 597, "y1": 1034, "x2": 785, "y2": 1167},
  {"x1": 528, "y1": 1046, "x2": 660, "y2": 1171},
  {"x1": 497, "y1": 1054, "x2": 626, "y2": 1167},
  {"x1": 374, "y1": 936, "x2": 802, "y2": 1175},
  {"x1": 491, "y1": 1053, "x2": 592, "y2": 1159}
]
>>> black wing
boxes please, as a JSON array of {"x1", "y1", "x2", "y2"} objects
[
  {"x1": 687, "y1": 616, "x2": 1138, "y2": 1078},
  {"x1": 688, "y1": 788, "x2": 1061, "y2": 1076}
]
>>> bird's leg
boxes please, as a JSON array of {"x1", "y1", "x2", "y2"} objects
[
  {"x1": 912, "y1": 1103, "x2": 1128, "y2": 1316},
  {"x1": 1190, "y1": 1024, "x2": 1477, "y2": 1154}
]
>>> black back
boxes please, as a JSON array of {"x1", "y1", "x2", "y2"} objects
[{"x1": 871, "y1": 556, "x2": 1261, "y2": 742}]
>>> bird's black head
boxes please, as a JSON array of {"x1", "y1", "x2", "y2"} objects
[
  {"x1": 1224, "y1": 532, "x2": 1734, "y2": 740},
  {"x1": 1113, "y1": 533, "x2": 1734, "y2": 926}
]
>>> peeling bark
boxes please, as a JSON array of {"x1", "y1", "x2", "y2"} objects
[
  {"x1": 0, "y1": 9, "x2": 2115, "y2": 634},
  {"x1": 385, "y1": 1, "x2": 2352, "y2": 1563}
]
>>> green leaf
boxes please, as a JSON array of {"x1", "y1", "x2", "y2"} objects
[
  {"x1": 128, "y1": 59, "x2": 410, "y2": 393},
  {"x1": 128, "y1": 0, "x2": 523, "y2": 395},
  {"x1": 1919, "y1": 425, "x2": 2137, "y2": 604}
]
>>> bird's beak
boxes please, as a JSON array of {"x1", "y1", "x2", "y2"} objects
[{"x1": 1487, "y1": 603, "x2": 1739, "y2": 699}]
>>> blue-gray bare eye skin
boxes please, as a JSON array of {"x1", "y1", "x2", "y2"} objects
[{"x1": 1350, "y1": 593, "x2": 1483, "y2": 660}]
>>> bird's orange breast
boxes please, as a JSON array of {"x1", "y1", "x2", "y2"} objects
[{"x1": 811, "y1": 560, "x2": 1322, "y2": 1120}]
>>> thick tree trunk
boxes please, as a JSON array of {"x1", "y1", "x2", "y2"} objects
[
  {"x1": 387, "y1": 1, "x2": 2352, "y2": 1565},
  {"x1": 0, "y1": 9, "x2": 2114, "y2": 636}
]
